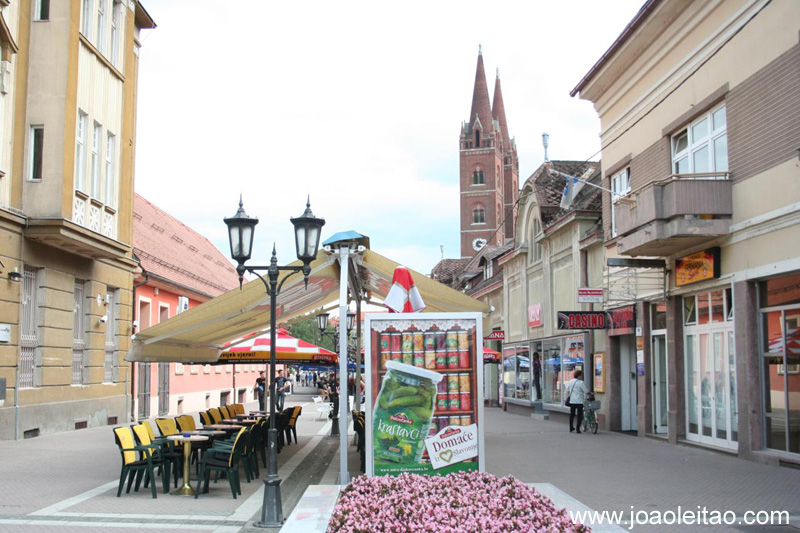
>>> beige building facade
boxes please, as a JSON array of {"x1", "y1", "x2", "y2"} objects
[
  {"x1": 572, "y1": 0, "x2": 800, "y2": 463},
  {"x1": 0, "y1": 0, "x2": 153, "y2": 439}
]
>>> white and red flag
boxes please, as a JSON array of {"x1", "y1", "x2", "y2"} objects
[{"x1": 384, "y1": 266, "x2": 426, "y2": 313}]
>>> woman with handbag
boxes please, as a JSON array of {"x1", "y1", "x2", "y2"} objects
[{"x1": 565, "y1": 370, "x2": 589, "y2": 433}]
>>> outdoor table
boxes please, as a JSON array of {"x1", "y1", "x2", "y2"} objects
[
  {"x1": 223, "y1": 418, "x2": 256, "y2": 425},
  {"x1": 167, "y1": 434, "x2": 209, "y2": 496}
]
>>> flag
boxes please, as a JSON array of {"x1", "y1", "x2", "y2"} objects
[
  {"x1": 385, "y1": 266, "x2": 426, "y2": 313},
  {"x1": 559, "y1": 170, "x2": 589, "y2": 209}
]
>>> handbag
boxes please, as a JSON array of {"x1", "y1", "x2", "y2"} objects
[{"x1": 564, "y1": 381, "x2": 576, "y2": 407}]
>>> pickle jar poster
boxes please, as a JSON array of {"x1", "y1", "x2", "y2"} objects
[{"x1": 364, "y1": 313, "x2": 485, "y2": 477}]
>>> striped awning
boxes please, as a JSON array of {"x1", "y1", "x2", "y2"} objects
[{"x1": 220, "y1": 328, "x2": 338, "y2": 365}]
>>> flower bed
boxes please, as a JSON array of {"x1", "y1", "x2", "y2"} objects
[{"x1": 327, "y1": 471, "x2": 589, "y2": 532}]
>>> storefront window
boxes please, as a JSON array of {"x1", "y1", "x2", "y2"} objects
[
  {"x1": 710, "y1": 290, "x2": 724, "y2": 323},
  {"x1": 652, "y1": 301, "x2": 667, "y2": 330},
  {"x1": 531, "y1": 341, "x2": 543, "y2": 402},
  {"x1": 759, "y1": 274, "x2": 800, "y2": 454},
  {"x1": 542, "y1": 338, "x2": 561, "y2": 404},
  {"x1": 515, "y1": 345, "x2": 531, "y2": 401},
  {"x1": 502, "y1": 348, "x2": 516, "y2": 401},
  {"x1": 728, "y1": 331, "x2": 738, "y2": 442},
  {"x1": 687, "y1": 334, "x2": 698, "y2": 435},
  {"x1": 697, "y1": 294, "x2": 710, "y2": 325},
  {"x1": 684, "y1": 296, "x2": 696, "y2": 325}
]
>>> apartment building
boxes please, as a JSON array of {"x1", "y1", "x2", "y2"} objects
[
  {"x1": 0, "y1": 1, "x2": 154, "y2": 439},
  {"x1": 572, "y1": 0, "x2": 799, "y2": 464}
]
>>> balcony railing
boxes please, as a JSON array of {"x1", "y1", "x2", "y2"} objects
[{"x1": 614, "y1": 173, "x2": 732, "y2": 257}]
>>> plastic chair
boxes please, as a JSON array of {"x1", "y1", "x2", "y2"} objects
[
  {"x1": 285, "y1": 406, "x2": 302, "y2": 445},
  {"x1": 312, "y1": 396, "x2": 333, "y2": 421},
  {"x1": 199, "y1": 411, "x2": 212, "y2": 426},
  {"x1": 231, "y1": 403, "x2": 245, "y2": 415},
  {"x1": 113, "y1": 426, "x2": 168, "y2": 498},
  {"x1": 276, "y1": 409, "x2": 294, "y2": 452},
  {"x1": 133, "y1": 423, "x2": 180, "y2": 488},
  {"x1": 219, "y1": 405, "x2": 231, "y2": 419},
  {"x1": 155, "y1": 418, "x2": 179, "y2": 437},
  {"x1": 176, "y1": 415, "x2": 197, "y2": 432},
  {"x1": 209, "y1": 407, "x2": 222, "y2": 423},
  {"x1": 194, "y1": 427, "x2": 248, "y2": 499}
]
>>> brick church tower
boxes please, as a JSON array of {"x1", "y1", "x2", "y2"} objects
[{"x1": 459, "y1": 48, "x2": 519, "y2": 258}]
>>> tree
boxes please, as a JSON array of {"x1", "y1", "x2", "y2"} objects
[{"x1": 287, "y1": 317, "x2": 336, "y2": 352}]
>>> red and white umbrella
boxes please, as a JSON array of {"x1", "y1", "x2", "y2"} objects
[
  {"x1": 768, "y1": 328, "x2": 800, "y2": 355},
  {"x1": 384, "y1": 266, "x2": 426, "y2": 313},
  {"x1": 219, "y1": 328, "x2": 338, "y2": 365}
]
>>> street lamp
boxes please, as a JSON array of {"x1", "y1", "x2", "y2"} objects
[
  {"x1": 224, "y1": 196, "x2": 324, "y2": 528},
  {"x1": 315, "y1": 310, "x2": 357, "y2": 437}
]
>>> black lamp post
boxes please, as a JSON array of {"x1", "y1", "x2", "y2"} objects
[
  {"x1": 315, "y1": 311, "x2": 356, "y2": 437},
  {"x1": 224, "y1": 196, "x2": 324, "y2": 528}
]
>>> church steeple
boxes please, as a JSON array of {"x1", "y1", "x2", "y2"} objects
[
  {"x1": 492, "y1": 68, "x2": 510, "y2": 150},
  {"x1": 469, "y1": 47, "x2": 494, "y2": 137}
]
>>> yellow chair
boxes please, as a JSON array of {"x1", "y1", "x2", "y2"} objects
[
  {"x1": 156, "y1": 418, "x2": 179, "y2": 437},
  {"x1": 113, "y1": 426, "x2": 166, "y2": 499},
  {"x1": 209, "y1": 407, "x2": 222, "y2": 423},
  {"x1": 199, "y1": 411, "x2": 212, "y2": 426},
  {"x1": 176, "y1": 415, "x2": 197, "y2": 432},
  {"x1": 232, "y1": 404, "x2": 245, "y2": 415},
  {"x1": 219, "y1": 406, "x2": 231, "y2": 419}
]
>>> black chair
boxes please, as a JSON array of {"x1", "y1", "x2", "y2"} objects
[
  {"x1": 195, "y1": 427, "x2": 248, "y2": 499},
  {"x1": 276, "y1": 409, "x2": 293, "y2": 452}
]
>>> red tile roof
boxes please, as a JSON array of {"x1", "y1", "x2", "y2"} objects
[{"x1": 133, "y1": 194, "x2": 240, "y2": 299}]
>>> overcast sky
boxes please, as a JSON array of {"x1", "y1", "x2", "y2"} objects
[{"x1": 134, "y1": 0, "x2": 644, "y2": 275}]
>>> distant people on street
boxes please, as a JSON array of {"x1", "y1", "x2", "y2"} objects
[
  {"x1": 326, "y1": 372, "x2": 340, "y2": 420},
  {"x1": 566, "y1": 370, "x2": 589, "y2": 434},
  {"x1": 273, "y1": 369, "x2": 290, "y2": 411},
  {"x1": 532, "y1": 352, "x2": 542, "y2": 401},
  {"x1": 255, "y1": 371, "x2": 266, "y2": 411}
]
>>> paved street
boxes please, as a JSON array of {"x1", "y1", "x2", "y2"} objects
[{"x1": 0, "y1": 396, "x2": 798, "y2": 532}]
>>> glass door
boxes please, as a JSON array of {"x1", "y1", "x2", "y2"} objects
[{"x1": 651, "y1": 335, "x2": 668, "y2": 434}]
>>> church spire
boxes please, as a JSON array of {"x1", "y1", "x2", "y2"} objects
[
  {"x1": 469, "y1": 48, "x2": 493, "y2": 135},
  {"x1": 492, "y1": 69, "x2": 510, "y2": 149}
]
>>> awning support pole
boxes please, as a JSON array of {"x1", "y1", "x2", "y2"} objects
[{"x1": 337, "y1": 246, "x2": 351, "y2": 486}]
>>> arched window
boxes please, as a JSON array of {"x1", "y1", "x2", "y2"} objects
[
  {"x1": 473, "y1": 207, "x2": 486, "y2": 224},
  {"x1": 472, "y1": 167, "x2": 485, "y2": 185},
  {"x1": 532, "y1": 218, "x2": 542, "y2": 262},
  {"x1": 474, "y1": 130, "x2": 481, "y2": 147}
]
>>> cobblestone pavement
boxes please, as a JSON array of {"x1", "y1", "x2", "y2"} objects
[{"x1": 1, "y1": 398, "x2": 799, "y2": 532}]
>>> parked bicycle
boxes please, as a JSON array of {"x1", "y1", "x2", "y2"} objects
[{"x1": 582, "y1": 391, "x2": 600, "y2": 434}]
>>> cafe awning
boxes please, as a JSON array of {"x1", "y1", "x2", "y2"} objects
[
  {"x1": 219, "y1": 328, "x2": 338, "y2": 365},
  {"x1": 127, "y1": 244, "x2": 490, "y2": 364}
]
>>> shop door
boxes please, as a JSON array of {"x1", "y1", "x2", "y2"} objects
[
  {"x1": 685, "y1": 328, "x2": 736, "y2": 448},
  {"x1": 620, "y1": 336, "x2": 638, "y2": 431},
  {"x1": 651, "y1": 335, "x2": 668, "y2": 434}
]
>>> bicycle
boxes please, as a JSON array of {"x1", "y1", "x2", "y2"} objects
[{"x1": 582, "y1": 391, "x2": 600, "y2": 434}]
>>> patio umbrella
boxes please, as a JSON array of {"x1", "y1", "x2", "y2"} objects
[
  {"x1": 384, "y1": 266, "x2": 426, "y2": 313},
  {"x1": 219, "y1": 328, "x2": 338, "y2": 365},
  {"x1": 483, "y1": 348, "x2": 501, "y2": 364}
]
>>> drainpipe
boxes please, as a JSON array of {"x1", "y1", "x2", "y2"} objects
[
  {"x1": 581, "y1": 249, "x2": 594, "y2": 391},
  {"x1": 131, "y1": 253, "x2": 150, "y2": 422}
]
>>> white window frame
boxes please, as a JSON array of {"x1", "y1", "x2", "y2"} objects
[
  {"x1": 96, "y1": 0, "x2": 106, "y2": 53},
  {"x1": 671, "y1": 104, "x2": 728, "y2": 177},
  {"x1": 105, "y1": 132, "x2": 116, "y2": 206},
  {"x1": 81, "y1": 0, "x2": 93, "y2": 39},
  {"x1": 34, "y1": 0, "x2": 50, "y2": 21},
  {"x1": 29, "y1": 126, "x2": 44, "y2": 182},
  {"x1": 75, "y1": 112, "x2": 87, "y2": 191},
  {"x1": 610, "y1": 167, "x2": 631, "y2": 238},
  {"x1": 110, "y1": 0, "x2": 122, "y2": 67},
  {"x1": 91, "y1": 122, "x2": 101, "y2": 198}
]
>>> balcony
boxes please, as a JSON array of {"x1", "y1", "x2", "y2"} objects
[{"x1": 614, "y1": 174, "x2": 731, "y2": 257}]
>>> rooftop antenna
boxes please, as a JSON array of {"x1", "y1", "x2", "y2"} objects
[
  {"x1": 542, "y1": 132, "x2": 550, "y2": 162},
  {"x1": 478, "y1": 43, "x2": 482, "y2": 56}
]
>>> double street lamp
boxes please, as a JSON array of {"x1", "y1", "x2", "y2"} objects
[
  {"x1": 315, "y1": 311, "x2": 356, "y2": 437},
  {"x1": 224, "y1": 196, "x2": 324, "y2": 528}
]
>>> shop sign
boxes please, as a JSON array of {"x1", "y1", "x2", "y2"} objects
[
  {"x1": 608, "y1": 305, "x2": 636, "y2": 336},
  {"x1": 636, "y1": 350, "x2": 645, "y2": 376},
  {"x1": 484, "y1": 330, "x2": 505, "y2": 340},
  {"x1": 425, "y1": 424, "x2": 479, "y2": 470},
  {"x1": 675, "y1": 247, "x2": 721, "y2": 287},
  {"x1": 528, "y1": 303, "x2": 543, "y2": 327},
  {"x1": 577, "y1": 288, "x2": 604, "y2": 304},
  {"x1": 557, "y1": 311, "x2": 607, "y2": 330},
  {"x1": 364, "y1": 312, "x2": 485, "y2": 477}
]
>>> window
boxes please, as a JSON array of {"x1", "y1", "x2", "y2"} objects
[
  {"x1": 75, "y1": 112, "x2": 87, "y2": 191},
  {"x1": 473, "y1": 207, "x2": 485, "y2": 224},
  {"x1": 96, "y1": 0, "x2": 106, "y2": 53},
  {"x1": 29, "y1": 127, "x2": 44, "y2": 181},
  {"x1": 19, "y1": 266, "x2": 40, "y2": 389},
  {"x1": 671, "y1": 104, "x2": 727, "y2": 176},
  {"x1": 110, "y1": 0, "x2": 122, "y2": 67},
  {"x1": 73, "y1": 281, "x2": 86, "y2": 385},
  {"x1": 91, "y1": 123, "x2": 101, "y2": 198},
  {"x1": 483, "y1": 259, "x2": 493, "y2": 281},
  {"x1": 531, "y1": 218, "x2": 542, "y2": 263},
  {"x1": 610, "y1": 167, "x2": 630, "y2": 237},
  {"x1": 105, "y1": 133, "x2": 116, "y2": 205},
  {"x1": 34, "y1": 0, "x2": 50, "y2": 21},
  {"x1": 81, "y1": 0, "x2": 93, "y2": 38},
  {"x1": 104, "y1": 290, "x2": 116, "y2": 383},
  {"x1": 472, "y1": 167, "x2": 485, "y2": 185}
]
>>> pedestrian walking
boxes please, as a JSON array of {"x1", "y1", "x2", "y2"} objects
[
  {"x1": 565, "y1": 370, "x2": 588, "y2": 434},
  {"x1": 255, "y1": 371, "x2": 266, "y2": 411},
  {"x1": 273, "y1": 369, "x2": 290, "y2": 411}
]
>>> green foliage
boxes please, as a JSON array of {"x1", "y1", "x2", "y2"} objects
[{"x1": 287, "y1": 317, "x2": 336, "y2": 352}]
